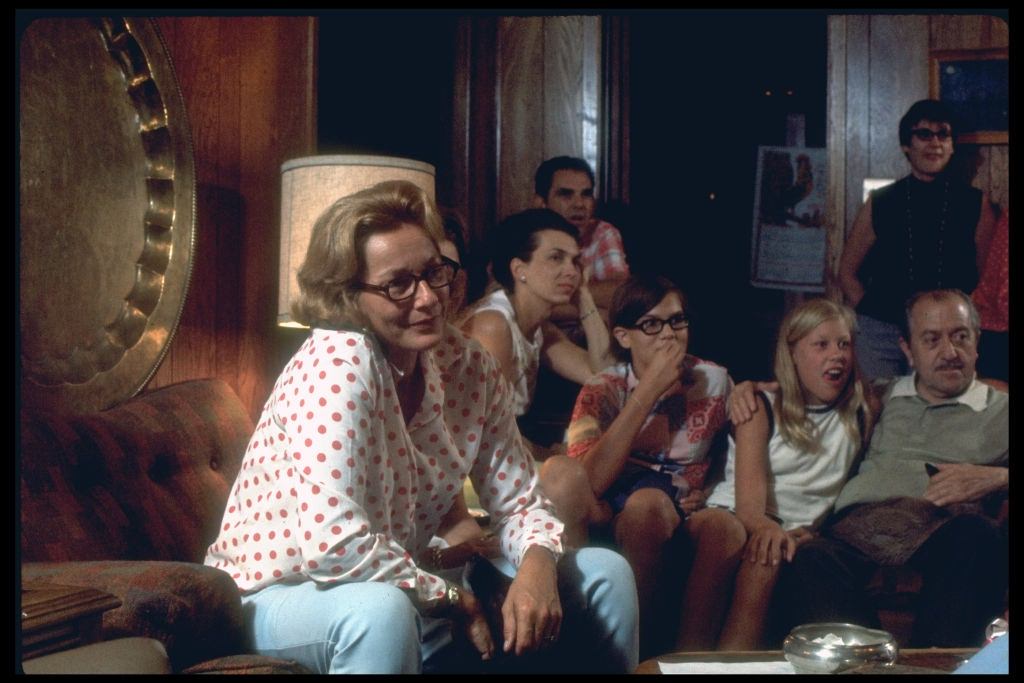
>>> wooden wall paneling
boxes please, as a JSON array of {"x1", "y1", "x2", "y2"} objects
[
  {"x1": 498, "y1": 17, "x2": 545, "y2": 221},
  {"x1": 867, "y1": 15, "x2": 929, "y2": 181},
  {"x1": 465, "y1": 17, "x2": 499, "y2": 246},
  {"x1": 211, "y1": 18, "x2": 244, "y2": 397},
  {"x1": 988, "y1": 14, "x2": 1010, "y2": 48},
  {"x1": 146, "y1": 16, "x2": 317, "y2": 421},
  {"x1": 843, "y1": 16, "x2": 870, "y2": 239},
  {"x1": 447, "y1": 18, "x2": 473, "y2": 221},
  {"x1": 825, "y1": 15, "x2": 847, "y2": 300},
  {"x1": 930, "y1": 13, "x2": 1009, "y2": 51},
  {"x1": 602, "y1": 15, "x2": 631, "y2": 204},
  {"x1": 581, "y1": 16, "x2": 602, "y2": 192},
  {"x1": 150, "y1": 17, "x2": 235, "y2": 392},
  {"x1": 543, "y1": 16, "x2": 585, "y2": 163},
  {"x1": 931, "y1": 14, "x2": 986, "y2": 50},
  {"x1": 235, "y1": 16, "x2": 317, "y2": 419}
]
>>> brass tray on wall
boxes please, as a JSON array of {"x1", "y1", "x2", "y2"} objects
[{"x1": 19, "y1": 16, "x2": 196, "y2": 414}]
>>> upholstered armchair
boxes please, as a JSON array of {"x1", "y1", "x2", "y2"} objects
[{"x1": 20, "y1": 378, "x2": 309, "y2": 673}]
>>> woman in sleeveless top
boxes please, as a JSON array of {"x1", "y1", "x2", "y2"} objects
[
  {"x1": 838, "y1": 99, "x2": 996, "y2": 379},
  {"x1": 461, "y1": 209, "x2": 613, "y2": 418}
]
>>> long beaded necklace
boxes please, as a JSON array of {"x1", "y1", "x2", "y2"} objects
[{"x1": 905, "y1": 177, "x2": 950, "y2": 287}]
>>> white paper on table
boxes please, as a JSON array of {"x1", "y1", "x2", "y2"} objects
[{"x1": 658, "y1": 660, "x2": 796, "y2": 674}]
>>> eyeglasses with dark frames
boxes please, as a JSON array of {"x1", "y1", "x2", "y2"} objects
[
  {"x1": 632, "y1": 313, "x2": 690, "y2": 335},
  {"x1": 910, "y1": 128, "x2": 952, "y2": 143},
  {"x1": 351, "y1": 257, "x2": 460, "y2": 302}
]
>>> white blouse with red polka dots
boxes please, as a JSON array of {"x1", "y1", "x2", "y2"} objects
[{"x1": 204, "y1": 325, "x2": 565, "y2": 607}]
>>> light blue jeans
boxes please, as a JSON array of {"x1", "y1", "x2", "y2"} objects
[
  {"x1": 240, "y1": 547, "x2": 638, "y2": 674},
  {"x1": 855, "y1": 313, "x2": 909, "y2": 380}
]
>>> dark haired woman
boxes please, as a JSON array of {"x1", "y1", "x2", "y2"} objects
[
  {"x1": 838, "y1": 98, "x2": 996, "y2": 379},
  {"x1": 461, "y1": 209, "x2": 613, "y2": 419}
]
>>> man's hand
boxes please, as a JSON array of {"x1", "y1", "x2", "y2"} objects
[
  {"x1": 785, "y1": 527, "x2": 816, "y2": 559},
  {"x1": 451, "y1": 586, "x2": 496, "y2": 660},
  {"x1": 500, "y1": 546, "x2": 562, "y2": 656},
  {"x1": 728, "y1": 380, "x2": 780, "y2": 426},
  {"x1": 924, "y1": 463, "x2": 1009, "y2": 507}
]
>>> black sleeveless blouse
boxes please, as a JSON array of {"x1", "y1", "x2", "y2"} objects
[{"x1": 856, "y1": 174, "x2": 981, "y2": 325}]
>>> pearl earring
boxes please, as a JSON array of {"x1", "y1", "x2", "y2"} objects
[{"x1": 519, "y1": 275, "x2": 526, "y2": 282}]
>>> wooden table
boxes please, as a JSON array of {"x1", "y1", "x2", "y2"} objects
[
  {"x1": 635, "y1": 647, "x2": 976, "y2": 674},
  {"x1": 21, "y1": 582, "x2": 122, "y2": 661}
]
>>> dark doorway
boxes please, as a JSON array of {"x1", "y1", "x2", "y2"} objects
[
  {"x1": 627, "y1": 11, "x2": 827, "y2": 381},
  {"x1": 317, "y1": 13, "x2": 457, "y2": 173}
]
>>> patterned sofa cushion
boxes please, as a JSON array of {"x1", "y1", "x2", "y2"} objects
[{"x1": 20, "y1": 379, "x2": 253, "y2": 564}]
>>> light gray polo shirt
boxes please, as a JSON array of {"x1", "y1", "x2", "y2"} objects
[{"x1": 833, "y1": 375, "x2": 1008, "y2": 512}]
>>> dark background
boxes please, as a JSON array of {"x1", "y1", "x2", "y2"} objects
[{"x1": 318, "y1": 11, "x2": 828, "y2": 381}]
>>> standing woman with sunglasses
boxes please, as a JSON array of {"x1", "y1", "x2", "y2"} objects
[
  {"x1": 204, "y1": 181, "x2": 638, "y2": 674},
  {"x1": 539, "y1": 275, "x2": 738, "y2": 658},
  {"x1": 838, "y1": 99, "x2": 997, "y2": 379}
]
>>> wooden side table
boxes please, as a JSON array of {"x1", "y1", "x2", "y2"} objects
[{"x1": 21, "y1": 582, "x2": 122, "y2": 661}]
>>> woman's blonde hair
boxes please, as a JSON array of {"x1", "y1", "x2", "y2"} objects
[
  {"x1": 773, "y1": 298, "x2": 868, "y2": 453},
  {"x1": 291, "y1": 180, "x2": 444, "y2": 328}
]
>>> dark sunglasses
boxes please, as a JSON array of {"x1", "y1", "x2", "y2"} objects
[
  {"x1": 351, "y1": 257, "x2": 460, "y2": 302},
  {"x1": 631, "y1": 313, "x2": 690, "y2": 336},
  {"x1": 910, "y1": 128, "x2": 952, "y2": 142}
]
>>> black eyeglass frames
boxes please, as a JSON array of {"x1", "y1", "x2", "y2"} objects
[
  {"x1": 351, "y1": 256, "x2": 461, "y2": 302},
  {"x1": 632, "y1": 313, "x2": 689, "y2": 335}
]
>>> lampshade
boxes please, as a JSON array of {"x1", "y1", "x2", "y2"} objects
[{"x1": 278, "y1": 155, "x2": 436, "y2": 327}]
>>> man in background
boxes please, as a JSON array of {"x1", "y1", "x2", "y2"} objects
[{"x1": 534, "y1": 156, "x2": 630, "y2": 319}]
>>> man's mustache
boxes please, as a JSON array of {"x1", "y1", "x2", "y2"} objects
[{"x1": 935, "y1": 361, "x2": 964, "y2": 371}]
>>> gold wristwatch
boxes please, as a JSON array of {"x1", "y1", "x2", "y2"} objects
[
  {"x1": 444, "y1": 581, "x2": 463, "y2": 611},
  {"x1": 424, "y1": 580, "x2": 463, "y2": 617}
]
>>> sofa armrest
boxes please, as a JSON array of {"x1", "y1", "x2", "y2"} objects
[{"x1": 23, "y1": 561, "x2": 245, "y2": 672}]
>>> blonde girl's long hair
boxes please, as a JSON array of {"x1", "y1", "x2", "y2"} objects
[{"x1": 773, "y1": 298, "x2": 868, "y2": 453}]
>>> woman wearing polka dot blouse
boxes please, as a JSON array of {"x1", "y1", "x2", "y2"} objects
[{"x1": 204, "y1": 181, "x2": 638, "y2": 674}]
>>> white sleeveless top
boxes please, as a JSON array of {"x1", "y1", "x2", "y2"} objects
[
  {"x1": 463, "y1": 289, "x2": 543, "y2": 416},
  {"x1": 706, "y1": 391, "x2": 859, "y2": 531}
]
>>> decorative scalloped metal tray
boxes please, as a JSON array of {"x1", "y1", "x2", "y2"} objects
[{"x1": 20, "y1": 17, "x2": 195, "y2": 413}]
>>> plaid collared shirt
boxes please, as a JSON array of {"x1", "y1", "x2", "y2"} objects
[{"x1": 580, "y1": 220, "x2": 630, "y2": 282}]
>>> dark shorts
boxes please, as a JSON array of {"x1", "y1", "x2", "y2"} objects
[{"x1": 603, "y1": 466, "x2": 681, "y2": 516}]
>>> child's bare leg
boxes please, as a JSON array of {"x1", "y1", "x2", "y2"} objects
[
  {"x1": 674, "y1": 508, "x2": 747, "y2": 651},
  {"x1": 717, "y1": 555, "x2": 782, "y2": 650},
  {"x1": 613, "y1": 488, "x2": 681, "y2": 656},
  {"x1": 539, "y1": 455, "x2": 604, "y2": 547}
]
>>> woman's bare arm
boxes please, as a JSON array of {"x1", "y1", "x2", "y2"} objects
[{"x1": 837, "y1": 197, "x2": 876, "y2": 308}]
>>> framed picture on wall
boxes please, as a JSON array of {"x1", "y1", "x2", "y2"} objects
[
  {"x1": 929, "y1": 48, "x2": 1008, "y2": 145},
  {"x1": 750, "y1": 146, "x2": 828, "y2": 293}
]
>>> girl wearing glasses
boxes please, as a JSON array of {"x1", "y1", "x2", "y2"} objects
[
  {"x1": 204, "y1": 181, "x2": 638, "y2": 674},
  {"x1": 838, "y1": 99, "x2": 997, "y2": 380},
  {"x1": 539, "y1": 275, "x2": 738, "y2": 657},
  {"x1": 462, "y1": 209, "x2": 613, "y2": 422}
]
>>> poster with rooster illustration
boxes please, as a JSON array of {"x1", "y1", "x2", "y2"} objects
[{"x1": 750, "y1": 146, "x2": 827, "y2": 292}]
